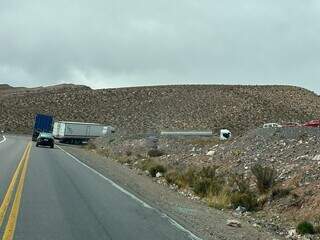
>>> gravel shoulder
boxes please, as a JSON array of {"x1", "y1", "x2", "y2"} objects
[{"x1": 60, "y1": 144, "x2": 281, "y2": 240}]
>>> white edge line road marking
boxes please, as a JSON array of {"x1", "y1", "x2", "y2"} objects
[
  {"x1": 56, "y1": 145, "x2": 203, "y2": 240},
  {"x1": 0, "y1": 136, "x2": 6, "y2": 144}
]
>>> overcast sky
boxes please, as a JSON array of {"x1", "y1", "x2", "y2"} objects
[{"x1": 0, "y1": 0, "x2": 319, "y2": 93}]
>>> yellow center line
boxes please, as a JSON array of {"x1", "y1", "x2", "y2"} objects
[
  {"x1": 2, "y1": 142, "x2": 32, "y2": 240},
  {"x1": 0, "y1": 142, "x2": 31, "y2": 227}
]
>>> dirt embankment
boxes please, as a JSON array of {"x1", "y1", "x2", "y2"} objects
[{"x1": 89, "y1": 127, "x2": 320, "y2": 239}]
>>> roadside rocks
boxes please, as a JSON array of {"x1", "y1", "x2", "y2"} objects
[
  {"x1": 227, "y1": 219, "x2": 242, "y2": 228},
  {"x1": 234, "y1": 206, "x2": 247, "y2": 215},
  {"x1": 206, "y1": 150, "x2": 215, "y2": 156},
  {"x1": 212, "y1": 128, "x2": 320, "y2": 182},
  {"x1": 312, "y1": 155, "x2": 320, "y2": 161},
  {"x1": 155, "y1": 172, "x2": 163, "y2": 178}
]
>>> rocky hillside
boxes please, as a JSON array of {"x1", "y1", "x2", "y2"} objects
[
  {"x1": 90, "y1": 126, "x2": 320, "y2": 238},
  {"x1": 0, "y1": 84, "x2": 319, "y2": 134}
]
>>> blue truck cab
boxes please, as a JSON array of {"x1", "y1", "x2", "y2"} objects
[{"x1": 32, "y1": 114, "x2": 54, "y2": 141}]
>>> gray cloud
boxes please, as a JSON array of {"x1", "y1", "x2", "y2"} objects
[{"x1": 0, "y1": 0, "x2": 319, "y2": 93}]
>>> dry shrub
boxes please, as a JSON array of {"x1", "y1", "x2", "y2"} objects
[
  {"x1": 314, "y1": 225, "x2": 320, "y2": 234},
  {"x1": 177, "y1": 168, "x2": 198, "y2": 188},
  {"x1": 164, "y1": 168, "x2": 197, "y2": 188},
  {"x1": 125, "y1": 150, "x2": 132, "y2": 156},
  {"x1": 228, "y1": 173, "x2": 258, "y2": 211},
  {"x1": 251, "y1": 164, "x2": 277, "y2": 194},
  {"x1": 193, "y1": 178, "x2": 223, "y2": 197},
  {"x1": 166, "y1": 166, "x2": 259, "y2": 212},
  {"x1": 165, "y1": 170, "x2": 180, "y2": 185},
  {"x1": 98, "y1": 148, "x2": 111, "y2": 157},
  {"x1": 86, "y1": 140, "x2": 97, "y2": 150},
  {"x1": 147, "y1": 149, "x2": 165, "y2": 157},
  {"x1": 198, "y1": 166, "x2": 218, "y2": 179},
  {"x1": 271, "y1": 187, "x2": 291, "y2": 200},
  {"x1": 232, "y1": 149, "x2": 242, "y2": 157},
  {"x1": 149, "y1": 165, "x2": 166, "y2": 177},
  {"x1": 207, "y1": 190, "x2": 231, "y2": 210},
  {"x1": 229, "y1": 173, "x2": 250, "y2": 193},
  {"x1": 117, "y1": 156, "x2": 132, "y2": 165},
  {"x1": 231, "y1": 192, "x2": 258, "y2": 211},
  {"x1": 193, "y1": 166, "x2": 224, "y2": 197},
  {"x1": 138, "y1": 158, "x2": 166, "y2": 177}
]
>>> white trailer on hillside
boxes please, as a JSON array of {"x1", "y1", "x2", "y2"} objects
[{"x1": 53, "y1": 121, "x2": 114, "y2": 144}]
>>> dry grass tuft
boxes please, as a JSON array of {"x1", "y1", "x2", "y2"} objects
[{"x1": 252, "y1": 164, "x2": 277, "y2": 194}]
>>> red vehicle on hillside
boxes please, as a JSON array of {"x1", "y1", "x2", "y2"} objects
[
  {"x1": 282, "y1": 122, "x2": 301, "y2": 127},
  {"x1": 303, "y1": 119, "x2": 320, "y2": 127}
]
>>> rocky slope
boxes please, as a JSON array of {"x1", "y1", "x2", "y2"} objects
[
  {"x1": 91, "y1": 126, "x2": 320, "y2": 238},
  {"x1": 0, "y1": 84, "x2": 319, "y2": 134}
]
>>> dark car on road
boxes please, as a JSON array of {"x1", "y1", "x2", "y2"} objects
[{"x1": 36, "y1": 132, "x2": 54, "y2": 148}]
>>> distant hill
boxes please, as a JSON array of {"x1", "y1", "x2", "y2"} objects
[
  {"x1": 0, "y1": 84, "x2": 15, "y2": 90},
  {"x1": 0, "y1": 84, "x2": 319, "y2": 134}
]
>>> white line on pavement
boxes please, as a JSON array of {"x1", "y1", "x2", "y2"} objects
[
  {"x1": 0, "y1": 136, "x2": 6, "y2": 144},
  {"x1": 56, "y1": 145, "x2": 203, "y2": 240}
]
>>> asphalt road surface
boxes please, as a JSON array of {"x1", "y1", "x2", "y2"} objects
[{"x1": 0, "y1": 135, "x2": 201, "y2": 240}]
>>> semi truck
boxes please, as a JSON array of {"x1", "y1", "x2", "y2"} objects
[
  {"x1": 53, "y1": 121, "x2": 114, "y2": 144},
  {"x1": 32, "y1": 114, "x2": 54, "y2": 141}
]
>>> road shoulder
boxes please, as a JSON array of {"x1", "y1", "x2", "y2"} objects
[{"x1": 59, "y1": 145, "x2": 281, "y2": 240}]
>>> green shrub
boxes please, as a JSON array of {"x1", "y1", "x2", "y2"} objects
[
  {"x1": 147, "y1": 149, "x2": 165, "y2": 157},
  {"x1": 296, "y1": 221, "x2": 315, "y2": 235},
  {"x1": 231, "y1": 192, "x2": 258, "y2": 211},
  {"x1": 149, "y1": 164, "x2": 166, "y2": 177},
  {"x1": 251, "y1": 164, "x2": 277, "y2": 194}
]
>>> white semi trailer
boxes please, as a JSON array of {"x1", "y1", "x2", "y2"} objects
[{"x1": 53, "y1": 121, "x2": 114, "y2": 144}]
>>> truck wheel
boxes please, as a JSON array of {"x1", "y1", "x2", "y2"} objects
[
  {"x1": 51, "y1": 144, "x2": 54, "y2": 148},
  {"x1": 36, "y1": 143, "x2": 39, "y2": 147}
]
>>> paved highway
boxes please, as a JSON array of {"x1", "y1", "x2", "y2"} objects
[{"x1": 0, "y1": 135, "x2": 200, "y2": 240}]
